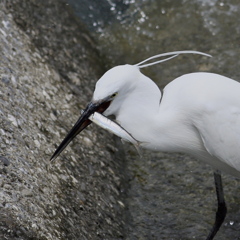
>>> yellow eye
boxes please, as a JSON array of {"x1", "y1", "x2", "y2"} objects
[{"x1": 111, "y1": 92, "x2": 118, "y2": 98}]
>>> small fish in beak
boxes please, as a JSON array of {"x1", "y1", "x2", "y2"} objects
[{"x1": 88, "y1": 111, "x2": 142, "y2": 155}]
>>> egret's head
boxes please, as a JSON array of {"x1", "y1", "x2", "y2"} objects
[
  {"x1": 92, "y1": 64, "x2": 141, "y2": 115},
  {"x1": 93, "y1": 65, "x2": 140, "y2": 100},
  {"x1": 50, "y1": 64, "x2": 140, "y2": 161}
]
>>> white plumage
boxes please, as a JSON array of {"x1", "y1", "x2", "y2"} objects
[{"x1": 94, "y1": 66, "x2": 240, "y2": 177}]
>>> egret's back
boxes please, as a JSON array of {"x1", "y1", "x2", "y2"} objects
[{"x1": 163, "y1": 72, "x2": 240, "y2": 176}]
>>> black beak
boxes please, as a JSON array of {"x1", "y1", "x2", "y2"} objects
[{"x1": 50, "y1": 99, "x2": 111, "y2": 161}]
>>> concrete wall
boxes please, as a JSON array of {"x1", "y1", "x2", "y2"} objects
[{"x1": 0, "y1": 1, "x2": 126, "y2": 239}]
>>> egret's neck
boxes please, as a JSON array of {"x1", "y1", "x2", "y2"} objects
[
  {"x1": 116, "y1": 75, "x2": 162, "y2": 142},
  {"x1": 116, "y1": 75, "x2": 203, "y2": 154}
]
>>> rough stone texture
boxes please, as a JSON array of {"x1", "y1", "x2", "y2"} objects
[{"x1": 0, "y1": 1, "x2": 126, "y2": 239}]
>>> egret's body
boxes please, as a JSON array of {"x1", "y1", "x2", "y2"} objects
[
  {"x1": 51, "y1": 51, "x2": 239, "y2": 240},
  {"x1": 103, "y1": 68, "x2": 240, "y2": 177}
]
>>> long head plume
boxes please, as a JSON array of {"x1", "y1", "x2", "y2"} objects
[{"x1": 135, "y1": 50, "x2": 212, "y2": 68}]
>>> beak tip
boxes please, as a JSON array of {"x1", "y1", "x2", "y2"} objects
[{"x1": 49, "y1": 149, "x2": 60, "y2": 162}]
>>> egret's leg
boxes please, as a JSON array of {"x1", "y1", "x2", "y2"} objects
[{"x1": 206, "y1": 171, "x2": 227, "y2": 240}]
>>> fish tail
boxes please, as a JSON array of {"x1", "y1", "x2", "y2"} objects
[
  {"x1": 121, "y1": 138, "x2": 143, "y2": 157},
  {"x1": 134, "y1": 141, "x2": 143, "y2": 158}
]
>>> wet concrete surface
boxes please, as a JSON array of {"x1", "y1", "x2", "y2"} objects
[{"x1": 0, "y1": 1, "x2": 127, "y2": 239}]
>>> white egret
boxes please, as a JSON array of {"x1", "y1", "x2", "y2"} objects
[{"x1": 50, "y1": 50, "x2": 240, "y2": 240}]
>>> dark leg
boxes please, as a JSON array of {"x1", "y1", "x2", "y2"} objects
[{"x1": 206, "y1": 170, "x2": 227, "y2": 240}]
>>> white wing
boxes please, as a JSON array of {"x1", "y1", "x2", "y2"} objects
[
  {"x1": 195, "y1": 107, "x2": 240, "y2": 172},
  {"x1": 165, "y1": 72, "x2": 240, "y2": 175},
  {"x1": 181, "y1": 73, "x2": 240, "y2": 173}
]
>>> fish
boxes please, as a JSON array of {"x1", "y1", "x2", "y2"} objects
[{"x1": 86, "y1": 111, "x2": 142, "y2": 155}]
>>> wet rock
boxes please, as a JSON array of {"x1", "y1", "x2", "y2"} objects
[
  {"x1": 0, "y1": 156, "x2": 10, "y2": 166},
  {"x1": 0, "y1": 1, "x2": 127, "y2": 240},
  {"x1": 21, "y1": 189, "x2": 33, "y2": 198}
]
